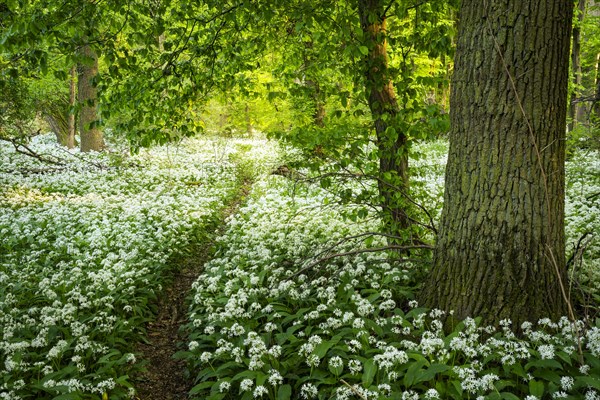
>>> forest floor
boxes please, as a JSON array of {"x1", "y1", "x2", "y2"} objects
[{"x1": 134, "y1": 180, "x2": 252, "y2": 400}]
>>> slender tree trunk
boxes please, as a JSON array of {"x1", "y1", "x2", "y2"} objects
[
  {"x1": 45, "y1": 92, "x2": 70, "y2": 145},
  {"x1": 419, "y1": 0, "x2": 572, "y2": 326},
  {"x1": 302, "y1": 40, "x2": 326, "y2": 128},
  {"x1": 245, "y1": 104, "x2": 252, "y2": 135},
  {"x1": 358, "y1": 0, "x2": 410, "y2": 238},
  {"x1": 595, "y1": 53, "x2": 600, "y2": 119},
  {"x1": 78, "y1": 44, "x2": 104, "y2": 152},
  {"x1": 569, "y1": 0, "x2": 586, "y2": 130},
  {"x1": 67, "y1": 65, "x2": 76, "y2": 149},
  {"x1": 312, "y1": 82, "x2": 325, "y2": 128}
]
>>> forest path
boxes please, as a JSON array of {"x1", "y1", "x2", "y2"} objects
[{"x1": 133, "y1": 179, "x2": 252, "y2": 400}]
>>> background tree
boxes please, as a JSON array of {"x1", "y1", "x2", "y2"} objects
[
  {"x1": 0, "y1": 0, "x2": 137, "y2": 150},
  {"x1": 568, "y1": 0, "x2": 600, "y2": 151},
  {"x1": 570, "y1": 0, "x2": 587, "y2": 131},
  {"x1": 420, "y1": 0, "x2": 573, "y2": 326},
  {"x1": 358, "y1": 0, "x2": 411, "y2": 236},
  {"x1": 77, "y1": 43, "x2": 104, "y2": 152}
]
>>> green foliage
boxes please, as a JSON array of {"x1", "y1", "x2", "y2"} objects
[
  {"x1": 0, "y1": 74, "x2": 36, "y2": 139},
  {"x1": 1, "y1": 0, "x2": 455, "y2": 157}
]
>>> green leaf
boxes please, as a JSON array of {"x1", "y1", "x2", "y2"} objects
[
  {"x1": 526, "y1": 359, "x2": 563, "y2": 370},
  {"x1": 51, "y1": 394, "x2": 80, "y2": 400},
  {"x1": 449, "y1": 380, "x2": 463, "y2": 399},
  {"x1": 578, "y1": 376, "x2": 600, "y2": 391},
  {"x1": 414, "y1": 363, "x2": 450, "y2": 384},
  {"x1": 362, "y1": 359, "x2": 377, "y2": 387},
  {"x1": 277, "y1": 384, "x2": 292, "y2": 400},
  {"x1": 315, "y1": 339, "x2": 336, "y2": 358},
  {"x1": 232, "y1": 370, "x2": 257, "y2": 381},
  {"x1": 532, "y1": 369, "x2": 561, "y2": 384},
  {"x1": 190, "y1": 381, "x2": 214, "y2": 395},
  {"x1": 404, "y1": 358, "x2": 428, "y2": 387},
  {"x1": 529, "y1": 380, "x2": 544, "y2": 398},
  {"x1": 256, "y1": 372, "x2": 268, "y2": 387},
  {"x1": 359, "y1": 45, "x2": 369, "y2": 55},
  {"x1": 341, "y1": 93, "x2": 348, "y2": 108}
]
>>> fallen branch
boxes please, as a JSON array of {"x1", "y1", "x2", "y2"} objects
[
  {"x1": 0, "y1": 167, "x2": 67, "y2": 175},
  {"x1": 2, "y1": 137, "x2": 66, "y2": 166}
]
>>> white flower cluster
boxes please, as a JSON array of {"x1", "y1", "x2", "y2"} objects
[{"x1": 0, "y1": 135, "x2": 277, "y2": 398}]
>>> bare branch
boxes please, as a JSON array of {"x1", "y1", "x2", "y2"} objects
[{"x1": 287, "y1": 243, "x2": 433, "y2": 280}]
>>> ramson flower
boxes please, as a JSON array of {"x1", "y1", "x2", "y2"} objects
[
  {"x1": 240, "y1": 379, "x2": 253, "y2": 392},
  {"x1": 300, "y1": 383, "x2": 318, "y2": 399},
  {"x1": 585, "y1": 390, "x2": 600, "y2": 400},
  {"x1": 219, "y1": 381, "x2": 231, "y2": 393},
  {"x1": 268, "y1": 369, "x2": 283, "y2": 386},
  {"x1": 538, "y1": 344, "x2": 555, "y2": 360},
  {"x1": 348, "y1": 359, "x2": 362, "y2": 375},
  {"x1": 560, "y1": 376, "x2": 574, "y2": 391},
  {"x1": 253, "y1": 385, "x2": 268, "y2": 398},
  {"x1": 373, "y1": 346, "x2": 408, "y2": 370}
]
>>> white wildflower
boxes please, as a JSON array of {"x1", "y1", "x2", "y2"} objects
[{"x1": 300, "y1": 383, "x2": 318, "y2": 399}]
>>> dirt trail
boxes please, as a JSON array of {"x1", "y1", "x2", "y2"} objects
[
  {"x1": 134, "y1": 261, "x2": 204, "y2": 399},
  {"x1": 134, "y1": 182, "x2": 251, "y2": 400}
]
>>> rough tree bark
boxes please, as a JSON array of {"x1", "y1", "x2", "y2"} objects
[
  {"x1": 419, "y1": 0, "x2": 573, "y2": 326},
  {"x1": 78, "y1": 44, "x2": 104, "y2": 152},
  {"x1": 358, "y1": 0, "x2": 410, "y2": 237}
]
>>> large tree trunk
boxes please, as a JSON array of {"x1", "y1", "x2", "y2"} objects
[
  {"x1": 358, "y1": 0, "x2": 410, "y2": 238},
  {"x1": 78, "y1": 44, "x2": 104, "y2": 152},
  {"x1": 419, "y1": 0, "x2": 572, "y2": 326},
  {"x1": 569, "y1": 0, "x2": 587, "y2": 131}
]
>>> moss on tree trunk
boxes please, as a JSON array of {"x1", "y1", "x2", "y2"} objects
[
  {"x1": 358, "y1": 0, "x2": 410, "y2": 238},
  {"x1": 419, "y1": 0, "x2": 573, "y2": 326}
]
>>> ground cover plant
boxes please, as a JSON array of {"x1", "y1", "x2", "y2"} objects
[
  {"x1": 182, "y1": 142, "x2": 600, "y2": 400},
  {"x1": 0, "y1": 134, "x2": 280, "y2": 399},
  {"x1": 1, "y1": 135, "x2": 598, "y2": 399},
  {"x1": 564, "y1": 149, "x2": 600, "y2": 304}
]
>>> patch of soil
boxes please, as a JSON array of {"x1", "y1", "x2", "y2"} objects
[
  {"x1": 134, "y1": 263, "x2": 203, "y2": 400},
  {"x1": 134, "y1": 181, "x2": 251, "y2": 400}
]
